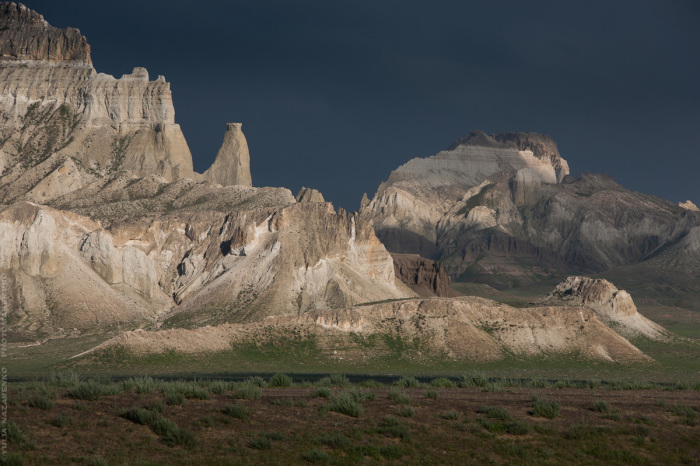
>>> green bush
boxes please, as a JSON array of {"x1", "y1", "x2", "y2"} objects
[
  {"x1": 328, "y1": 393, "x2": 363, "y2": 417},
  {"x1": 317, "y1": 374, "x2": 351, "y2": 387},
  {"x1": 359, "y1": 379, "x2": 384, "y2": 388},
  {"x1": 223, "y1": 404, "x2": 249, "y2": 420},
  {"x1": 395, "y1": 376, "x2": 422, "y2": 388},
  {"x1": 593, "y1": 401, "x2": 611, "y2": 413},
  {"x1": 317, "y1": 432, "x2": 351, "y2": 449},
  {"x1": 315, "y1": 387, "x2": 331, "y2": 398},
  {"x1": 459, "y1": 372, "x2": 489, "y2": 388},
  {"x1": 389, "y1": 388, "x2": 412, "y2": 405},
  {"x1": 183, "y1": 385, "x2": 210, "y2": 400},
  {"x1": 441, "y1": 410, "x2": 460, "y2": 420},
  {"x1": 248, "y1": 437, "x2": 272, "y2": 450},
  {"x1": 378, "y1": 416, "x2": 410, "y2": 440},
  {"x1": 144, "y1": 400, "x2": 166, "y2": 414},
  {"x1": 231, "y1": 382, "x2": 262, "y2": 400},
  {"x1": 28, "y1": 393, "x2": 55, "y2": 410},
  {"x1": 120, "y1": 407, "x2": 159, "y2": 426},
  {"x1": 165, "y1": 391, "x2": 185, "y2": 406},
  {"x1": 209, "y1": 380, "x2": 231, "y2": 394},
  {"x1": 245, "y1": 376, "x2": 266, "y2": 387},
  {"x1": 670, "y1": 405, "x2": 697, "y2": 426},
  {"x1": 67, "y1": 380, "x2": 104, "y2": 401},
  {"x1": 425, "y1": 390, "x2": 438, "y2": 400},
  {"x1": 130, "y1": 376, "x2": 157, "y2": 394},
  {"x1": 531, "y1": 399, "x2": 561, "y2": 419},
  {"x1": 398, "y1": 405, "x2": 415, "y2": 417},
  {"x1": 268, "y1": 373, "x2": 293, "y2": 388},
  {"x1": 7, "y1": 420, "x2": 27, "y2": 443},
  {"x1": 505, "y1": 420, "x2": 532, "y2": 435},
  {"x1": 478, "y1": 405, "x2": 511, "y2": 421},
  {"x1": 430, "y1": 377, "x2": 456, "y2": 388},
  {"x1": 153, "y1": 418, "x2": 197, "y2": 449},
  {"x1": 47, "y1": 371, "x2": 81, "y2": 387},
  {"x1": 48, "y1": 413, "x2": 71, "y2": 428},
  {"x1": 3, "y1": 452, "x2": 26, "y2": 466},
  {"x1": 301, "y1": 449, "x2": 331, "y2": 463}
]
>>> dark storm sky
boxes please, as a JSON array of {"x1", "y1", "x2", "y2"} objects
[{"x1": 23, "y1": 0, "x2": 700, "y2": 210}]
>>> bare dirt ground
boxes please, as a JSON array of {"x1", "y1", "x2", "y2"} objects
[{"x1": 8, "y1": 384, "x2": 700, "y2": 464}]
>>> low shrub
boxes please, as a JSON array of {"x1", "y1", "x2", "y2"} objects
[
  {"x1": 165, "y1": 391, "x2": 185, "y2": 406},
  {"x1": 593, "y1": 401, "x2": 611, "y2": 413},
  {"x1": 425, "y1": 390, "x2": 438, "y2": 400},
  {"x1": 301, "y1": 449, "x2": 331, "y2": 463},
  {"x1": 398, "y1": 405, "x2": 415, "y2": 417},
  {"x1": 120, "y1": 407, "x2": 159, "y2": 426},
  {"x1": 395, "y1": 376, "x2": 421, "y2": 388},
  {"x1": 314, "y1": 387, "x2": 331, "y2": 398},
  {"x1": 478, "y1": 405, "x2": 511, "y2": 421},
  {"x1": 28, "y1": 393, "x2": 55, "y2": 410},
  {"x1": 67, "y1": 380, "x2": 104, "y2": 401},
  {"x1": 505, "y1": 420, "x2": 532, "y2": 435},
  {"x1": 248, "y1": 437, "x2": 272, "y2": 450},
  {"x1": 430, "y1": 377, "x2": 456, "y2": 388},
  {"x1": 268, "y1": 373, "x2": 293, "y2": 388},
  {"x1": 441, "y1": 410, "x2": 460, "y2": 420},
  {"x1": 389, "y1": 388, "x2": 412, "y2": 405},
  {"x1": 48, "y1": 413, "x2": 71, "y2": 428},
  {"x1": 231, "y1": 382, "x2": 261, "y2": 400},
  {"x1": 328, "y1": 393, "x2": 363, "y2": 417},
  {"x1": 531, "y1": 399, "x2": 560, "y2": 419},
  {"x1": 223, "y1": 404, "x2": 249, "y2": 420},
  {"x1": 317, "y1": 432, "x2": 351, "y2": 449}
]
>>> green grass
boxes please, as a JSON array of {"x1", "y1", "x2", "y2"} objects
[
  {"x1": 398, "y1": 405, "x2": 415, "y2": 417},
  {"x1": 425, "y1": 389, "x2": 438, "y2": 400},
  {"x1": 314, "y1": 387, "x2": 331, "y2": 398},
  {"x1": 47, "y1": 413, "x2": 71, "y2": 427},
  {"x1": 395, "y1": 376, "x2": 422, "y2": 388}
]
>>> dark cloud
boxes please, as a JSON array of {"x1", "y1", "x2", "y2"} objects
[{"x1": 23, "y1": 0, "x2": 700, "y2": 209}]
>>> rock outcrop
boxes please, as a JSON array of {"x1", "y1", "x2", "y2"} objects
[
  {"x1": 295, "y1": 187, "x2": 325, "y2": 203},
  {"x1": 541, "y1": 277, "x2": 667, "y2": 340},
  {"x1": 0, "y1": 2, "x2": 91, "y2": 63},
  {"x1": 0, "y1": 198, "x2": 414, "y2": 335},
  {"x1": 81, "y1": 297, "x2": 649, "y2": 363},
  {"x1": 201, "y1": 123, "x2": 252, "y2": 187},
  {"x1": 391, "y1": 253, "x2": 460, "y2": 297},
  {"x1": 679, "y1": 200, "x2": 699, "y2": 212}
]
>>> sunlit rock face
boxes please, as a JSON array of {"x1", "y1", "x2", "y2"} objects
[
  {"x1": 0, "y1": 3, "x2": 195, "y2": 182},
  {"x1": 201, "y1": 123, "x2": 252, "y2": 187},
  {"x1": 542, "y1": 276, "x2": 667, "y2": 340}
]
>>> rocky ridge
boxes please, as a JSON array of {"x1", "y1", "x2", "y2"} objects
[
  {"x1": 79, "y1": 297, "x2": 649, "y2": 363},
  {"x1": 541, "y1": 276, "x2": 667, "y2": 340}
]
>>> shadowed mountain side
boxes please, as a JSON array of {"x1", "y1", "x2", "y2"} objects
[{"x1": 361, "y1": 131, "x2": 700, "y2": 292}]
